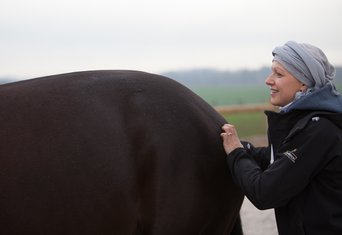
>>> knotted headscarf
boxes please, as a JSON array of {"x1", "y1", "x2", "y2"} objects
[{"x1": 272, "y1": 41, "x2": 336, "y2": 91}]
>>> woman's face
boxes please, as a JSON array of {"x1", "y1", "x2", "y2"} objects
[{"x1": 265, "y1": 61, "x2": 306, "y2": 107}]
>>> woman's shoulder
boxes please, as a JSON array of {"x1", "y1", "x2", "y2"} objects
[
  {"x1": 284, "y1": 111, "x2": 342, "y2": 142},
  {"x1": 306, "y1": 112, "x2": 342, "y2": 131},
  {"x1": 301, "y1": 113, "x2": 342, "y2": 147}
]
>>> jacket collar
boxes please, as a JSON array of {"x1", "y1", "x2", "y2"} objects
[
  {"x1": 280, "y1": 84, "x2": 342, "y2": 113},
  {"x1": 265, "y1": 110, "x2": 342, "y2": 144}
]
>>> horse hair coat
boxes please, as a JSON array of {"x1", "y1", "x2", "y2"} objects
[{"x1": 0, "y1": 70, "x2": 244, "y2": 234}]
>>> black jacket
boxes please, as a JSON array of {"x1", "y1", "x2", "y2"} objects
[{"x1": 227, "y1": 110, "x2": 342, "y2": 235}]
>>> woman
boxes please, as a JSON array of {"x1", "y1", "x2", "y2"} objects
[{"x1": 221, "y1": 41, "x2": 342, "y2": 235}]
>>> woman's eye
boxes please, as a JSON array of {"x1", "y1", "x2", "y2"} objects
[{"x1": 275, "y1": 72, "x2": 283, "y2": 77}]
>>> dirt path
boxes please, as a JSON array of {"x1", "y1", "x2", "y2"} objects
[{"x1": 240, "y1": 198, "x2": 278, "y2": 235}]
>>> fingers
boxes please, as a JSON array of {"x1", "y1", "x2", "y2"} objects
[
  {"x1": 222, "y1": 123, "x2": 235, "y2": 129},
  {"x1": 221, "y1": 124, "x2": 236, "y2": 135},
  {"x1": 220, "y1": 133, "x2": 230, "y2": 138},
  {"x1": 221, "y1": 132, "x2": 232, "y2": 138},
  {"x1": 221, "y1": 123, "x2": 244, "y2": 155},
  {"x1": 221, "y1": 124, "x2": 236, "y2": 140}
]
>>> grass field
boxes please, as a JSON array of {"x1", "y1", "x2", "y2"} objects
[
  {"x1": 191, "y1": 85, "x2": 270, "y2": 106},
  {"x1": 192, "y1": 84, "x2": 342, "y2": 107},
  {"x1": 192, "y1": 84, "x2": 342, "y2": 138},
  {"x1": 222, "y1": 111, "x2": 268, "y2": 138}
]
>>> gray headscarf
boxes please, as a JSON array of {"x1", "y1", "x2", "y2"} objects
[{"x1": 272, "y1": 41, "x2": 336, "y2": 92}]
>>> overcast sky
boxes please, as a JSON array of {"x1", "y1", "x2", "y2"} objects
[{"x1": 1, "y1": 0, "x2": 341, "y2": 79}]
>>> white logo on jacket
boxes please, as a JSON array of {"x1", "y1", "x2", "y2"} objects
[{"x1": 283, "y1": 149, "x2": 298, "y2": 163}]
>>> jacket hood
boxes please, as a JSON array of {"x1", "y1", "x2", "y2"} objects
[{"x1": 281, "y1": 83, "x2": 342, "y2": 113}]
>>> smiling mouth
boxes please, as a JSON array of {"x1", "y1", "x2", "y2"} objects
[{"x1": 270, "y1": 89, "x2": 278, "y2": 94}]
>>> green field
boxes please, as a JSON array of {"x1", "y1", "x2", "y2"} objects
[
  {"x1": 191, "y1": 85, "x2": 270, "y2": 106},
  {"x1": 191, "y1": 84, "x2": 342, "y2": 107},
  {"x1": 192, "y1": 83, "x2": 342, "y2": 138},
  {"x1": 222, "y1": 111, "x2": 268, "y2": 138}
]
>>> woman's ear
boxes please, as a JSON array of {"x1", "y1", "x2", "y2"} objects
[{"x1": 300, "y1": 84, "x2": 308, "y2": 92}]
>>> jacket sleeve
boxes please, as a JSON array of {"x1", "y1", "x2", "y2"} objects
[
  {"x1": 241, "y1": 141, "x2": 270, "y2": 170},
  {"x1": 227, "y1": 118, "x2": 339, "y2": 210}
]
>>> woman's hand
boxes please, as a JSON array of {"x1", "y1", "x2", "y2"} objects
[{"x1": 221, "y1": 124, "x2": 243, "y2": 155}]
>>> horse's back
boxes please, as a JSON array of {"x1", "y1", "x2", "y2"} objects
[{"x1": 0, "y1": 70, "x2": 243, "y2": 234}]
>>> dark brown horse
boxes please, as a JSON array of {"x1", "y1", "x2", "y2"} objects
[{"x1": 0, "y1": 70, "x2": 244, "y2": 234}]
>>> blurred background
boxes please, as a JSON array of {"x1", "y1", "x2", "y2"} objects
[
  {"x1": 1, "y1": 1, "x2": 341, "y2": 233},
  {"x1": 1, "y1": 0, "x2": 342, "y2": 78},
  {"x1": 1, "y1": 0, "x2": 341, "y2": 137}
]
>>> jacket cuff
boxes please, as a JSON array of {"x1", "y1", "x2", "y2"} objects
[{"x1": 226, "y1": 147, "x2": 247, "y2": 167}]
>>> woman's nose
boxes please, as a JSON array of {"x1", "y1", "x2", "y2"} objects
[{"x1": 265, "y1": 74, "x2": 274, "y2": 86}]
